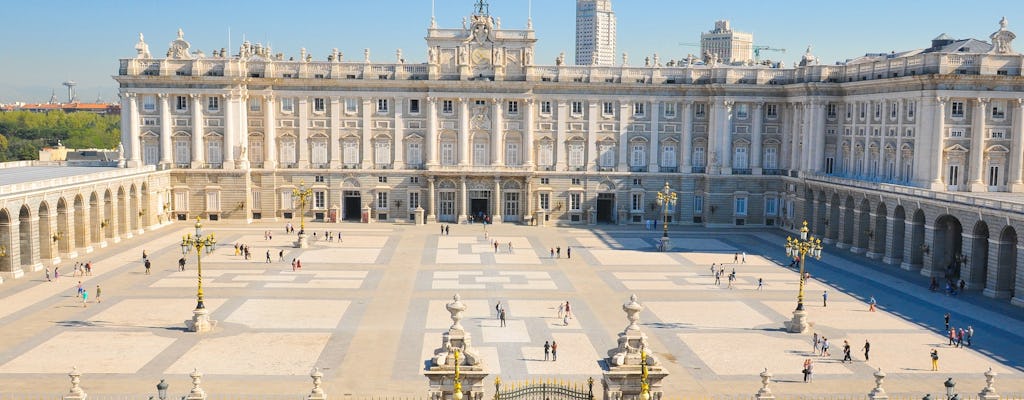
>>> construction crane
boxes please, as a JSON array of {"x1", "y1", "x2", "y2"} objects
[{"x1": 753, "y1": 45, "x2": 786, "y2": 61}]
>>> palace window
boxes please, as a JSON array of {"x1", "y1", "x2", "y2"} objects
[
  {"x1": 764, "y1": 147, "x2": 778, "y2": 169},
  {"x1": 989, "y1": 165, "x2": 1001, "y2": 186},
  {"x1": 281, "y1": 98, "x2": 295, "y2": 113},
  {"x1": 343, "y1": 141, "x2": 359, "y2": 164},
  {"x1": 407, "y1": 142, "x2": 422, "y2": 166},
  {"x1": 874, "y1": 103, "x2": 882, "y2": 118},
  {"x1": 693, "y1": 196, "x2": 704, "y2": 214},
  {"x1": 375, "y1": 141, "x2": 391, "y2": 165},
  {"x1": 473, "y1": 142, "x2": 488, "y2": 165},
  {"x1": 249, "y1": 98, "x2": 261, "y2": 112},
  {"x1": 280, "y1": 139, "x2": 297, "y2": 164},
  {"x1": 571, "y1": 101, "x2": 584, "y2": 115},
  {"x1": 143, "y1": 96, "x2": 156, "y2": 111},
  {"x1": 538, "y1": 142, "x2": 553, "y2": 166},
  {"x1": 207, "y1": 96, "x2": 220, "y2": 111},
  {"x1": 951, "y1": 101, "x2": 965, "y2": 118},
  {"x1": 734, "y1": 197, "x2": 748, "y2": 216},
  {"x1": 631, "y1": 193, "x2": 643, "y2": 212},
  {"x1": 633, "y1": 102, "x2": 645, "y2": 117},
  {"x1": 664, "y1": 103, "x2": 677, "y2": 118},
  {"x1": 440, "y1": 142, "x2": 455, "y2": 165},
  {"x1": 571, "y1": 178, "x2": 581, "y2": 185},
  {"x1": 826, "y1": 103, "x2": 837, "y2": 119},
  {"x1": 947, "y1": 164, "x2": 961, "y2": 186},
  {"x1": 991, "y1": 129, "x2": 1006, "y2": 139},
  {"x1": 735, "y1": 104, "x2": 748, "y2": 119},
  {"x1": 507, "y1": 100, "x2": 519, "y2": 115},
  {"x1": 409, "y1": 99, "x2": 421, "y2": 114},
  {"x1": 206, "y1": 139, "x2": 222, "y2": 165},
  {"x1": 313, "y1": 98, "x2": 326, "y2": 113},
  {"x1": 377, "y1": 192, "x2": 389, "y2": 209},
  {"x1": 599, "y1": 144, "x2": 615, "y2": 167},
  {"x1": 692, "y1": 146, "x2": 706, "y2": 166},
  {"x1": 442, "y1": 100, "x2": 454, "y2": 114},
  {"x1": 539, "y1": 193, "x2": 550, "y2": 210},
  {"x1": 733, "y1": 147, "x2": 748, "y2": 169},
  {"x1": 992, "y1": 103, "x2": 1006, "y2": 119},
  {"x1": 176, "y1": 96, "x2": 188, "y2": 111},
  {"x1": 568, "y1": 143, "x2": 585, "y2": 167},
  {"x1": 661, "y1": 145, "x2": 677, "y2": 167},
  {"x1": 506, "y1": 143, "x2": 520, "y2": 166},
  {"x1": 890, "y1": 103, "x2": 898, "y2": 119},
  {"x1": 540, "y1": 101, "x2": 552, "y2": 114},
  {"x1": 949, "y1": 128, "x2": 965, "y2": 138},
  {"x1": 409, "y1": 192, "x2": 420, "y2": 210},
  {"x1": 766, "y1": 104, "x2": 778, "y2": 118},
  {"x1": 630, "y1": 144, "x2": 646, "y2": 167},
  {"x1": 378, "y1": 176, "x2": 388, "y2": 183},
  {"x1": 569, "y1": 193, "x2": 582, "y2": 211},
  {"x1": 694, "y1": 103, "x2": 706, "y2": 118},
  {"x1": 765, "y1": 197, "x2": 778, "y2": 216},
  {"x1": 825, "y1": 157, "x2": 835, "y2": 174},
  {"x1": 377, "y1": 99, "x2": 389, "y2": 113},
  {"x1": 603, "y1": 102, "x2": 615, "y2": 116},
  {"x1": 314, "y1": 191, "x2": 326, "y2": 209},
  {"x1": 345, "y1": 99, "x2": 358, "y2": 114}
]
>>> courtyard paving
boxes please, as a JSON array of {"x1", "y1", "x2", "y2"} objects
[{"x1": 0, "y1": 221, "x2": 1021, "y2": 398}]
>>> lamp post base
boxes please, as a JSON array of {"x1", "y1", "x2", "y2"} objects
[
  {"x1": 785, "y1": 308, "x2": 809, "y2": 333},
  {"x1": 659, "y1": 237, "x2": 671, "y2": 252},
  {"x1": 187, "y1": 308, "x2": 216, "y2": 333},
  {"x1": 294, "y1": 233, "x2": 309, "y2": 248}
]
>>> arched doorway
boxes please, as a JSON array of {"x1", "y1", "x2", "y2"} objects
[
  {"x1": 967, "y1": 221, "x2": 990, "y2": 292},
  {"x1": 931, "y1": 215, "x2": 963, "y2": 279},
  {"x1": 908, "y1": 209, "x2": 926, "y2": 269},
  {"x1": 37, "y1": 202, "x2": 53, "y2": 261},
  {"x1": 74, "y1": 195, "x2": 88, "y2": 249},
  {"x1": 103, "y1": 189, "x2": 114, "y2": 239},
  {"x1": 57, "y1": 198, "x2": 71, "y2": 255},
  {"x1": 855, "y1": 199, "x2": 871, "y2": 251},
  {"x1": 889, "y1": 206, "x2": 906, "y2": 265},
  {"x1": 141, "y1": 182, "x2": 151, "y2": 228},
  {"x1": 436, "y1": 179, "x2": 457, "y2": 223},
  {"x1": 19, "y1": 205, "x2": 33, "y2": 268},
  {"x1": 989, "y1": 226, "x2": 1018, "y2": 299},
  {"x1": 0, "y1": 208, "x2": 12, "y2": 273},
  {"x1": 89, "y1": 192, "x2": 101, "y2": 244},
  {"x1": 871, "y1": 202, "x2": 888, "y2": 257},
  {"x1": 841, "y1": 196, "x2": 855, "y2": 247},
  {"x1": 501, "y1": 180, "x2": 523, "y2": 223}
]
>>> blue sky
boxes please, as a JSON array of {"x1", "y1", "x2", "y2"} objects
[{"x1": 1, "y1": 0, "x2": 1022, "y2": 103}]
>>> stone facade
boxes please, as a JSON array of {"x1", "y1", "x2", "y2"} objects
[{"x1": 111, "y1": 6, "x2": 1024, "y2": 304}]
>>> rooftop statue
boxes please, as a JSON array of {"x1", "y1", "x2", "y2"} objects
[
  {"x1": 134, "y1": 33, "x2": 151, "y2": 59},
  {"x1": 991, "y1": 17, "x2": 1017, "y2": 54}
]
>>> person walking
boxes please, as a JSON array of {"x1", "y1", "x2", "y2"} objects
[
  {"x1": 567, "y1": 247, "x2": 571, "y2": 259},
  {"x1": 868, "y1": 296, "x2": 877, "y2": 312},
  {"x1": 494, "y1": 241, "x2": 499, "y2": 253},
  {"x1": 812, "y1": 332, "x2": 820, "y2": 353},
  {"x1": 76, "y1": 281, "x2": 83, "y2": 298},
  {"x1": 556, "y1": 247, "x2": 561, "y2": 258},
  {"x1": 145, "y1": 259, "x2": 151, "y2": 275},
  {"x1": 551, "y1": 341, "x2": 558, "y2": 361},
  {"x1": 550, "y1": 248, "x2": 555, "y2": 258},
  {"x1": 445, "y1": 225, "x2": 450, "y2": 235},
  {"x1": 734, "y1": 252, "x2": 739, "y2": 263},
  {"x1": 296, "y1": 259, "x2": 302, "y2": 270},
  {"x1": 741, "y1": 252, "x2": 747, "y2": 263},
  {"x1": 967, "y1": 326, "x2": 974, "y2": 346},
  {"x1": 495, "y1": 301, "x2": 502, "y2": 319},
  {"x1": 543, "y1": 341, "x2": 551, "y2": 361},
  {"x1": 930, "y1": 348, "x2": 939, "y2": 371},
  {"x1": 95, "y1": 285, "x2": 102, "y2": 303},
  {"x1": 54, "y1": 267, "x2": 59, "y2": 281},
  {"x1": 802, "y1": 358, "x2": 813, "y2": 383},
  {"x1": 944, "y1": 312, "x2": 950, "y2": 332},
  {"x1": 842, "y1": 340, "x2": 852, "y2": 363},
  {"x1": 862, "y1": 340, "x2": 871, "y2": 361},
  {"x1": 821, "y1": 337, "x2": 830, "y2": 356},
  {"x1": 508, "y1": 242, "x2": 514, "y2": 254},
  {"x1": 822, "y1": 290, "x2": 828, "y2": 307},
  {"x1": 957, "y1": 327, "x2": 965, "y2": 348},
  {"x1": 45, "y1": 269, "x2": 51, "y2": 282},
  {"x1": 564, "y1": 301, "x2": 571, "y2": 319},
  {"x1": 948, "y1": 327, "x2": 956, "y2": 346},
  {"x1": 81, "y1": 289, "x2": 88, "y2": 307},
  {"x1": 292, "y1": 258, "x2": 297, "y2": 272},
  {"x1": 757, "y1": 278, "x2": 764, "y2": 290},
  {"x1": 266, "y1": 250, "x2": 272, "y2": 263},
  {"x1": 279, "y1": 249, "x2": 285, "y2": 262},
  {"x1": 499, "y1": 308, "x2": 507, "y2": 327},
  {"x1": 557, "y1": 302, "x2": 565, "y2": 319},
  {"x1": 178, "y1": 257, "x2": 186, "y2": 271}
]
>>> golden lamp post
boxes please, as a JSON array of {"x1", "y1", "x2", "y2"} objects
[
  {"x1": 639, "y1": 349, "x2": 651, "y2": 400},
  {"x1": 292, "y1": 180, "x2": 314, "y2": 248},
  {"x1": 181, "y1": 217, "x2": 217, "y2": 333},
  {"x1": 655, "y1": 182, "x2": 677, "y2": 251},
  {"x1": 783, "y1": 220, "x2": 823, "y2": 333}
]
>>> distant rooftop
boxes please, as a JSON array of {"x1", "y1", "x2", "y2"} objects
[{"x1": 0, "y1": 165, "x2": 121, "y2": 187}]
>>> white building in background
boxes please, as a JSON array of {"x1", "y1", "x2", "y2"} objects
[
  {"x1": 700, "y1": 20, "x2": 753, "y2": 64},
  {"x1": 575, "y1": 0, "x2": 616, "y2": 66},
  {"x1": 114, "y1": 3, "x2": 1024, "y2": 305}
]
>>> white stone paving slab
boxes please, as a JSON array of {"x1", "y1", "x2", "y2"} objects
[
  {"x1": 587, "y1": 250, "x2": 679, "y2": 266},
  {"x1": 166, "y1": 332, "x2": 331, "y2": 375},
  {"x1": 506, "y1": 300, "x2": 583, "y2": 329},
  {"x1": 762, "y1": 301, "x2": 924, "y2": 331},
  {"x1": 232, "y1": 275, "x2": 296, "y2": 282},
  {"x1": 480, "y1": 319, "x2": 532, "y2": 343},
  {"x1": 302, "y1": 248, "x2": 382, "y2": 264},
  {"x1": 265, "y1": 280, "x2": 364, "y2": 289},
  {"x1": 149, "y1": 279, "x2": 249, "y2": 288},
  {"x1": 88, "y1": 298, "x2": 228, "y2": 328},
  {"x1": 679, "y1": 332, "x2": 855, "y2": 376},
  {"x1": 225, "y1": 299, "x2": 350, "y2": 329},
  {"x1": 645, "y1": 301, "x2": 775, "y2": 329},
  {"x1": 855, "y1": 333, "x2": 1015, "y2": 374},
  {"x1": 522, "y1": 333, "x2": 603, "y2": 375},
  {"x1": 0, "y1": 331, "x2": 176, "y2": 373}
]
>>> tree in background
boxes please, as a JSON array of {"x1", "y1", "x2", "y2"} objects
[{"x1": 0, "y1": 111, "x2": 119, "y2": 161}]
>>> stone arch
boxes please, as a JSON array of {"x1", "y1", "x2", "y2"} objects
[
  {"x1": 989, "y1": 226, "x2": 1018, "y2": 299},
  {"x1": 341, "y1": 178, "x2": 361, "y2": 189},
  {"x1": 931, "y1": 215, "x2": 963, "y2": 279},
  {"x1": 855, "y1": 198, "x2": 871, "y2": 251},
  {"x1": 890, "y1": 205, "x2": 906, "y2": 265},
  {"x1": 967, "y1": 221, "x2": 990, "y2": 292},
  {"x1": 73, "y1": 194, "x2": 87, "y2": 249},
  {"x1": 89, "y1": 192, "x2": 101, "y2": 244},
  {"x1": 841, "y1": 195, "x2": 855, "y2": 246},
  {"x1": 37, "y1": 201, "x2": 54, "y2": 261},
  {"x1": 129, "y1": 184, "x2": 140, "y2": 232},
  {"x1": 56, "y1": 197, "x2": 71, "y2": 255},
  {"x1": 909, "y1": 208, "x2": 926, "y2": 268},
  {"x1": 827, "y1": 193, "x2": 841, "y2": 241},
  {"x1": 0, "y1": 208, "x2": 12, "y2": 273},
  {"x1": 19, "y1": 205, "x2": 33, "y2": 268},
  {"x1": 814, "y1": 190, "x2": 828, "y2": 235},
  {"x1": 871, "y1": 202, "x2": 888, "y2": 257},
  {"x1": 103, "y1": 189, "x2": 114, "y2": 239},
  {"x1": 117, "y1": 186, "x2": 128, "y2": 236}
]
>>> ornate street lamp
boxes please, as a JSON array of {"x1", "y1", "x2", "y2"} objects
[
  {"x1": 783, "y1": 220, "x2": 823, "y2": 333},
  {"x1": 181, "y1": 217, "x2": 216, "y2": 332},
  {"x1": 453, "y1": 348, "x2": 463, "y2": 400},
  {"x1": 156, "y1": 379, "x2": 169, "y2": 400},
  {"x1": 292, "y1": 180, "x2": 314, "y2": 248},
  {"x1": 655, "y1": 182, "x2": 677, "y2": 252}
]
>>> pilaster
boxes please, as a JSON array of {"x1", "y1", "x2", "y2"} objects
[
  {"x1": 264, "y1": 96, "x2": 278, "y2": 169},
  {"x1": 159, "y1": 94, "x2": 172, "y2": 166},
  {"x1": 394, "y1": 97, "x2": 405, "y2": 169},
  {"x1": 882, "y1": 215, "x2": 903, "y2": 265},
  {"x1": 329, "y1": 97, "x2": 342, "y2": 168},
  {"x1": 190, "y1": 93, "x2": 204, "y2": 168},
  {"x1": 751, "y1": 101, "x2": 764, "y2": 174},
  {"x1": 969, "y1": 98, "x2": 989, "y2": 191}
]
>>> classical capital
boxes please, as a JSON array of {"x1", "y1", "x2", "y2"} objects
[
  {"x1": 157, "y1": 93, "x2": 168, "y2": 99},
  {"x1": 491, "y1": 98, "x2": 501, "y2": 105},
  {"x1": 976, "y1": 97, "x2": 991, "y2": 105},
  {"x1": 1016, "y1": 98, "x2": 1024, "y2": 107},
  {"x1": 755, "y1": 101, "x2": 766, "y2": 108},
  {"x1": 936, "y1": 96, "x2": 947, "y2": 105},
  {"x1": 265, "y1": 94, "x2": 276, "y2": 102},
  {"x1": 190, "y1": 93, "x2": 201, "y2": 99}
]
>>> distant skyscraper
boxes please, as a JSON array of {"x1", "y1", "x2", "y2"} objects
[
  {"x1": 575, "y1": 0, "x2": 616, "y2": 66},
  {"x1": 700, "y1": 20, "x2": 754, "y2": 64}
]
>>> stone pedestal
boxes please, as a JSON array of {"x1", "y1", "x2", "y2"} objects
[
  {"x1": 755, "y1": 369, "x2": 775, "y2": 400},
  {"x1": 588, "y1": 208, "x2": 597, "y2": 225},
  {"x1": 425, "y1": 294, "x2": 488, "y2": 400},
  {"x1": 186, "y1": 369, "x2": 207, "y2": 400},
  {"x1": 535, "y1": 210, "x2": 547, "y2": 227},
  {"x1": 415, "y1": 207, "x2": 426, "y2": 225},
  {"x1": 617, "y1": 207, "x2": 628, "y2": 226},
  {"x1": 868, "y1": 368, "x2": 888, "y2": 400},
  {"x1": 295, "y1": 233, "x2": 309, "y2": 248},
  {"x1": 187, "y1": 307, "x2": 216, "y2": 333},
  {"x1": 784, "y1": 308, "x2": 809, "y2": 333},
  {"x1": 659, "y1": 237, "x2": 671, "y2": 252},
  {"x1": 63, "y1": 367, "x2": 87, "y2": 400},
  {"x1": 980, "y1": 367, "x2": 1000, "y2": 400},
  {"x1": 603, "y1": 295, "x2": 669, "y2": 400}
]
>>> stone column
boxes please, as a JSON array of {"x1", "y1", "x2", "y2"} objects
[
  {"x1": 394, "y1": 97, "x2": 405, "y2": 169},
  {"x1": 969, "y1": 98, "x2": 989, "y2": 192},
  {"x1": 236, "y1": 94, "x2": 249, "y2": 169},
  {"x1": 1013, "y1": 243, "x2": 1024, "y2": 306},
  {"x1": 929, "y1": 97, "x2": 947, "y2": 190},
  {"x1": 782, "y1": 103, "x2": 795, "y2": 171},
  {"x1": 23, "y1": 215, "x2": 42, "y2": 271},
  {"x1": 850, "y1": 208, "x2": 867, "y2": 254},
  {"x1": 361, "y1": 98, "x2": 373, "y2": 168},
  {"x1": 587, "y1": 102, "x2": 599, "y2": 171},
  {"x1": 492, "y1": 178, "x2": 501, "y2": 223},
  {"x1": 524, "y1": 180, "x2": 533, "y2": 221},
  {"x1": 894, "y1": 99, "x2": 905, "y2": 180},
  {"x1": 427, "y1": 177, "x2": 437, "y2": 223},
  {"x1": 882, "y1": 215, "x2": 903, "y2": 265},
  {"x1": 459, "y1": 176, "x2": 468, "y2": 223},
  {"x1": 459, "y1": 99, "x2": 470, "y2": 166},
  {"x1": 920, "y1": 224, "x2": 940, "y2": 277},
  {"x1": 805, "y1": 101, "x2": 817, "y2": 173},
  {"x1": 649, "y1": 100, "x2": 660, "y2": 171},
  {"x1": 617, "y1": 100, "x2": 630, "y2": 171},
  {"x1": 751, "y1": 101, "x2": 764, "y2": 174},
  {"x1": 128, "y1": 93, "x2": 142, "y2": 167},
  {"x1": 681, "y1": 101, "x2": 693, "y2": 170},
  {"x1": 159, "y1": 93, "x2": 172, "y2": 165},
  {"x1": 0, "y1": 217, "x2": 22, "y2": 279},
  {"x1": 556, "y1": 100, "x2": 568, "y2": 170},
  {"x1": 264, "y1": 96, "x2": 278, "y2": 168},
  {"x1": 866, "y1": 212, "x2": 882, "y2": 259},
  {"x1": 524, "y1": 99, "x2": 535, "y2": 167},
  {"x1": 223, "y1": 94, "x2": 237, "y2": 169},
  {"x1": 329, "y1": 97, "x2": 342, "y2": 168},
  {"x1": 190, "y1": 94, "x2": 204, "y2": 168},
  {"x1": 491, "y1": 98, "x2": 503, "y2": 166},
  {"x1": 878, "y1": 101, "x2": 889, "y2": 179},
  {"x1": 835, "y1": 204, "x2": 850, "y2": 249},
  {"x1": 812, "y1": 102, "x2": 827, "y2": 172},
  {"x1": 1010, "y1": 99, "x2": 1024, "y2": 191},
  {"x1": 427, "y1": 97, "x2": 439, "y2": 166},
  {"x1": 722, "y1": 101, "x2": 735, "y2": 173},
  {"x1": 299, "y1": 97, "x2": 311, "y2": 167}
]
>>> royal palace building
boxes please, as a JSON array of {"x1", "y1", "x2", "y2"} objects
[{"x1": 111, "y1": 3, "x2": 1024, "y2": 304}]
